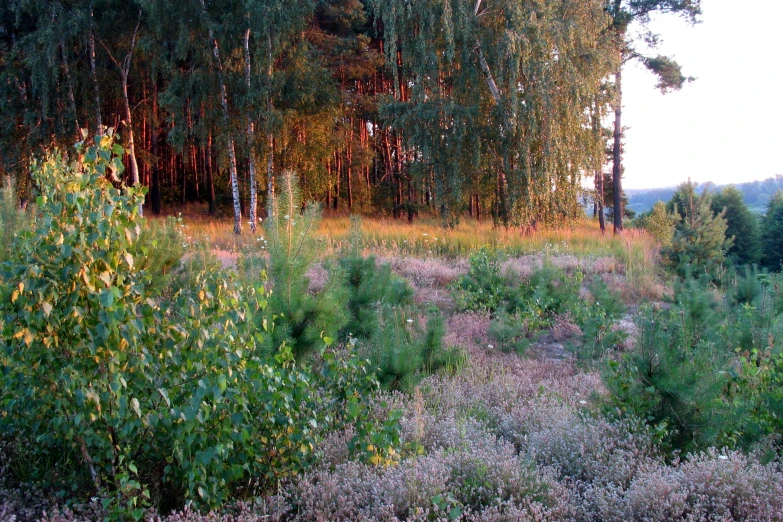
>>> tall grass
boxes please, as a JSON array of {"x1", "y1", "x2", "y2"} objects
[
  {"x1": 0, "y1": 177, "x2": 32, "y2": 262},
  {"x1": 175, "y1": 211, "x2": 662, "y2": 298}
]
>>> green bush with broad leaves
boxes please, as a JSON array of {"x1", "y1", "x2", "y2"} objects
[{"x1": 0, "y1": 135, "x2": 401, "y2": 517}]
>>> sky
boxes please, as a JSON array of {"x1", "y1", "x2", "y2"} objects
[{"x1": 621, "y1": 0, "x2": 783, "y2": 189}]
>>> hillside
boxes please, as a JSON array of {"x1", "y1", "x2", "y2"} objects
[{"x1": 627, "y1": 175, "x2": 783, "y2": 214}]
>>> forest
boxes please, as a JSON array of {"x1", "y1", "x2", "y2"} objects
[
  {"x1": 7, "y1": 1, "x2": 783, "y2": 521},
  {"x1": 0, "y1": 0, "x2": 700, "y2": 232}
]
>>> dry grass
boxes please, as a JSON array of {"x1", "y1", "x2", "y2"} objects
[{"x1": 165, "y1": 209, "x2": 664, "y2": 301}]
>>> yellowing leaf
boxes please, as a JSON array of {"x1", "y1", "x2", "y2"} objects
[
  {"x1": 124, "y1": 252, "x2": 134, "y2": 269},
  {"x1": 42, "y1": 302, "x2": 53, "y2": 317}
]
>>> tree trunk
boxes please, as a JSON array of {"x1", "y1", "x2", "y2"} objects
[
  {"x1": 206, "y1": 133, "x2": 216, "y2": 215},
  {"x1": 60, "y1": 41, "x2": 80, "y2": 139},
  {"x1": 150, "y1": 77, "x2": 161, "y2": 215},
  {"x1": 200, "y1": 0, "x2": 241, "y2": 234},
  {"x1": 612, "y1": 61, "x2": 624, "y2": 235},
  {"x1": 122, "y1": 76, "x2": 139, "y2": 189},
  {"x1": 244, "y1": 27, "x2": 258, "y2": 232},
  {"x1": 88, "y1": 5, "x2": 101, "y2": 135},
  {"x1": 596, "y1": 170, "x2": 605, "y2": 234},
  {"x1": 266, "y1": 35, "x2": 275, "y2": 213}
]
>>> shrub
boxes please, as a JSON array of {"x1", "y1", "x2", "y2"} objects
[
  {"x1": 361, "y1": 306, "x2": 462, "y2": 391},
  {"x1": 605, "y1": 302, "x2": 733, "y2": 451},
  {"x1": 451, "y1": 247, "x2": 506, "y2": 313},
  {"x1": 636, "y1": 201, "x2": 677, "y2": 246},
  {"x1": 487, "y1": 311, "x2": 531, "y2": 355},
  {"x1": 712, "y1": 186, "x2": 763, "y2": 267},
  {"x1": 663, "y1": 187, "x2": 732, "y2": 280},
  {"x1": 762, "y1": 190, "x2": 783, "y2": 271},
  {"x1": 339, "y1": 217, "x2": 414, "y2": 340},
  {"x1": 0, "y1": 138, "x2": 400, "y2": 516},
  {"x1": 262, "y1": 172, "x2": 347, "y2": 359}
]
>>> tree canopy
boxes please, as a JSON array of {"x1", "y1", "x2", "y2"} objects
[{"x1": 0, "y1": 0, "x2": 653, "y2": 230}]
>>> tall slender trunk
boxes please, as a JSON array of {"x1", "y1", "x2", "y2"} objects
[
  {"x1": 60, "y1": 41, "x2": 80, "y2": 139},
  {"x1": 244, "y1": 26, "x2": 258, "y2": 232},
  {"x1": 88, "y1": 4, "x2": 101, "y2": 134},
  {"x1": 596, "y1": 171, "x2": 605, "y2": 234},
  {"x1": 266, "y1": 36, "x2": 275, "y2": 211},
  {"x1": 200, "y1": 0, "x2": 241, "y2": 234},
  {"x1": 612, "y1": 61, "x2": 624, "y2": 235},
  {"x1": 150, "y1": 76, "x2": 161, "y2": 214},
  {"x1": 206, "y1": 133, "x2": 216, "y2": 215}
]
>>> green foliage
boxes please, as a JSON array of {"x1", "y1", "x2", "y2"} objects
[
  {"x1": 636, "y1": 201, "x2": 677, "y2": 246},
  {"x1": 129, "y1": 216, "x2": 187, "y2": 297},
  {"x1": 487, "y1": 310, "x2": 531, "y2": 355},
  {"x1": 0, "y1": 177, "x2": 32, "y2": 263},
  {"x1": 339, "y1": 217, "x2": 414, "y2": 340},
  {"x1": 263, "y1": 172, "x2": 347, "y2": 359},
  {"x1": 663, "y1": 185, "x2": 732, "y2": 279},
  {"x1": 606, "y1": 303, "x2": 731, "y2": 452},
  {"x1": 361, "y1": 306, "x2": 462, "y2": 391},
  {"x1": 762, "y1": 191, "x2": 783, "y2": 271},
  {"x1": 606, "y1": 267, "x2": 783, "y2": 452},
  {"x1": 711, "y1": 186, "x2": 762, "y2": 267},
  {"x1": 0, "y1": 138, "x2": 402, "y2": 515},
  {"x1": 454, "y1": 253, "x2": 626, "y2": 359},
  {"x1": 451, "y1": 248, "x2": 506, "y2": 313}
]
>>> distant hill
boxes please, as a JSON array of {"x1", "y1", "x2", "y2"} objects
[{"x1": 627, "y1": 175, "x2": 783, "y2": 215}]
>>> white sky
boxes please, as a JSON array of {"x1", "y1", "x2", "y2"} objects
[{"x1": 621, "y1": 0, "x2": 783, "y2": 189}]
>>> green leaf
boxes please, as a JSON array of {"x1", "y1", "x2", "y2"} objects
[{"x1": 100, "y1": 289, "x2": 115, "y2": 308}]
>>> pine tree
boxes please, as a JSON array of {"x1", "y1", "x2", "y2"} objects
[
  {"x1": 711, "y1": 186, "x2": 762, "y2": 267},
  {"x1": 761, "y1": 191, "x2": 783, "y2": 271},
  {"x1": 663, "y1": 186, "x2": 732, "y2": 279},
  {"x1": 606, "y1": 0, "x2": 701, "y2": 234}
]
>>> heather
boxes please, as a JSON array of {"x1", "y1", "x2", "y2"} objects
[{"x1": 3, "y1": 141, "x2": 783, "y2": 521}]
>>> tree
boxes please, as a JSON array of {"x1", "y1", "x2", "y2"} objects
[
  {"x1": 369, "y1": 0, "x2": 617, "y2": 227},
  {"x1": 761, "y1": 191, "x2": 783, "y2": 271},
  {"x1": 664, "y1": 182, "x2": 732, "y2": 279},
  {"x1": 637, "y1": 200, "x2": 677, "y2": 246},
  {"x1": 711, "y1": 186, "x2": 762, "y2": 267},
  {"x1": 606, "y1": 0, "x2": 701, "y2": 234}
]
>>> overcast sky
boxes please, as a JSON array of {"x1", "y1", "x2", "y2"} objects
[{"x1": 621, "y1": 0, "x2": 783, "y2": 189}]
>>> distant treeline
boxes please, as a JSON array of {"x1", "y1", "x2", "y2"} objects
[{"x1": 628, "y1": 175, "x2": 783, "y2": 214}]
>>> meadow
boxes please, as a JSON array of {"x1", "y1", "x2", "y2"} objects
[{"x1": 2, "y1": 141, "x2": 783, "y2": 521}]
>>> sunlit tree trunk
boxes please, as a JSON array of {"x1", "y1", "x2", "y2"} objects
[
  {"x1": 244, "y1": 26, "x2": 259, "y2": 232},
  {"x1": 199, "y1": 0, "x2": 242, "y2": 234}
]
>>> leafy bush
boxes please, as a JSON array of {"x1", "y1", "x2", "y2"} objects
[
  {"x1": 636, "y1": 201, "x2": 677, "y2": 246},
  {"x1": 0, "y1": 138, "x2": 400, "y2": 516}
]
